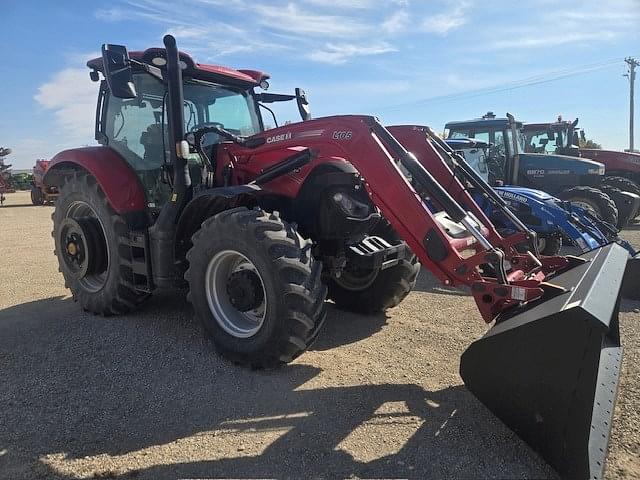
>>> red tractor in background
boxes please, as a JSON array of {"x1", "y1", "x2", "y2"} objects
[
  {"x1": 43, "y1": 36, "x2": 637, "y2": 479},
  {"x1": 30, "y1": 159, "x2": 58, "y2": 205}
]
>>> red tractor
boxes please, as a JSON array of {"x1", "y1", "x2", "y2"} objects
[
  {"x1": 30, "y1": 159, "x2": 58, "y2": 205},
  {"x1": 44, "y1": 36, "x2": 637, "y2": 479}
]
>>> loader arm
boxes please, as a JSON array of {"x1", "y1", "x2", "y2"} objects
[{"x1": 227, "y1": 115, "x2": 570, "y2": 322}]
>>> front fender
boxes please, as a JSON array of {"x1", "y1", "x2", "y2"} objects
[{"x1": 44, "y1": 146, "x2": 147, "y2": 214}]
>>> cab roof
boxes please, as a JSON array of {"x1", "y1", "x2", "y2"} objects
[
  {"x1": 445, "y1": 117, "x2": 522, "y2": 130},
  {"x1": 87, "y1": 47, "x2": 269, "y2": 89}
]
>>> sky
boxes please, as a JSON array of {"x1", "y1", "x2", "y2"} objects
[{"x1": 1, "y1": 0, "x2": 639, "y2": 169}]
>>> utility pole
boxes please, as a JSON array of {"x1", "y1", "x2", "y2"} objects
[{"x1": 625, "y1": 57, "x2": 639, "y2": 152}]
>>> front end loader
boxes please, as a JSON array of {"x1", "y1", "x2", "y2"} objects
[{"x1": 44, "y1": 36, "x2": 634, "y2": 479}]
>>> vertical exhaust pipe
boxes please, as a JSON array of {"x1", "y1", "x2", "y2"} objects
[{"x1": 148, "y1": 35, "x2": 192, "y2": 287}]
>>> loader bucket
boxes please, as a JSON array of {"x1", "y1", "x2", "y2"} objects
[
  {"x1": 621, "y1": 255, "x2": 640, "y2": 301},
  {"x1": 460, "y1": 243, "x2": 626, "y2": 479}
]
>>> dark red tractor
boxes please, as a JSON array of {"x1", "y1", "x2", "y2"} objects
[
  {"x1": 30, "y1": 159, "x2": 58, "y2": 205},
  {"x1": 44, "y1": 36, "x2": 637, "y2": 479}
]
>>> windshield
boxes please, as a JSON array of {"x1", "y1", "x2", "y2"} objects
[{"x1": 183, "y1": 81, "x2": 261, "y2": 137}]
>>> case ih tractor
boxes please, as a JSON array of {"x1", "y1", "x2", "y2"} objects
[
  {"x1": 445, "y1": 113, "x2": 640, "y2": 228},
  {"x1": 45, "y1": 36, "x2": 638, "y2": 478},
  {"x1": 523, "y1": 117, "x2": 640, "y2": 197},
  {"x1": 30, "y1": 159, "x2": 58, "y2": 205}
]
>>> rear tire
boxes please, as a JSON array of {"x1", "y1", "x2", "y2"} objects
[
  {"x1": 558, "y1": 186, "x2": 618, "y2": 227},
  {"x1": 604, "y1": 176, "x2": 640, "y2": 196},
  {"x1": 185, "y1": 207, "x2": 327, "y2": 368},
  {"x1": 328, "y1": 220, "x2": 420, "y2": 314},
  {"x1": 31, "y1": 186, "x2": 44, "y2": 205},
  {"x1": 52, "y1": 171, "x2": 150, "y2": 314}
]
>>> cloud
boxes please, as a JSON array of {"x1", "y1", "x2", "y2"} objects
[
  {"x1": 383, "y1": 10, "x2": 409, "y2": 34},
  {"x1": 422, "y1": 2, "x2": 469, "y2": 35},
  {"x1": 308, "y1": 42, "x2": 396, "y2": 65},
  {"x1": 254, "y1": 3, "x2": 370, "y2": 38},
  {"x1": 34, "y1": 67, "x2": 97, "y2": 147},
  {"x1": 487, "y1": 31, "x2": 616, "y2": 50}
]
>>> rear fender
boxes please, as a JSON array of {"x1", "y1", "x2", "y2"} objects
[{"x1": 44, "y1": 146, "x2": 147, "y2": 215}]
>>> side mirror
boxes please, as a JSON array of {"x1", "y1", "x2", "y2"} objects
[
  {"x1": 295, "y1": 88, "x2": 311, "y2": 121},
  {"x1": 101, "y1": 44, "x2": 137, "y2": 99}
]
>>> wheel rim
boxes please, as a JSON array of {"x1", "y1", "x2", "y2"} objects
[
  {"x1": 64, "y1": 201, "x2": 109, "y2": 292},
  {"x1": 334, "y1": 266, "x2": 379, "y2": 291},
  {"x1": 205, "y1": 250, "x2": 267, "y2": 338},
  {"x1": 537, "y1": 237, "x2": 547, "y2": 252},
  {"x1": 570, "y1": 199, "x2": 600, "y2": 217}
]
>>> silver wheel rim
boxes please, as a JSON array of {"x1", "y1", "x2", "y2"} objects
[
  {"x1": 65, "y1": 201, "x2": 109, "y2": 292},
  {"x1": 570, "y1": 199, "x2": 599, "y2": 217},
  {"x1": 205, "y1": 250, "x2": 267, "y2": 338},
  {"x1": 537, "y1": 237, "x2": 547, "y2": 252}
]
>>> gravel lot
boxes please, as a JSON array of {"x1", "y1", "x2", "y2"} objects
[{"x1": 0, "y1": 190, "x2": 638, "y2": 479}]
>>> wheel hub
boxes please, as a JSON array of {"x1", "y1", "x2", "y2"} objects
[
  {"x1": 226, "y1": 270, "x2": 264, "y2": 312},
  {"x1": 58, "y1": 217, "x2": 107, "y2": 280}
]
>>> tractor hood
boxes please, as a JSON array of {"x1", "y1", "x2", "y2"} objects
[
  {"x1": 579, "y1": 149, "x2": 640, "y2": 173},
  {"x1": 518, "y1": 152, "x2": 605, "y2": 176},
  {"x1": 497, "y1": 186, "x2": 555, "y2": 202}
]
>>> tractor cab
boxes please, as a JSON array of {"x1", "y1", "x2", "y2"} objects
[
  {"x1": 87, "y1": 47, "x2": 309, "y2": 209},
  {"x1": 523, "y1": 117, "x2": 582, "y2": 157},
  {"x1": 444, "y1": 112, "x2": 606, "y2": 194}
]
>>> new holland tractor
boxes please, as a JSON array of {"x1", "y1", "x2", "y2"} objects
[
  {"x1": 45, "y1": 36, "x2": 638, "y2": 479},
  {"x1": 445, "y1": 137, "x2": 636, "y2": 256},
  {"x1": 445, "y1": 113, "x2": 640, "y2": 228}
]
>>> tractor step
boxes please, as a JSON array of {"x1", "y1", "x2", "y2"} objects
[
  {"x1": 123, "y1": 231, "x2": 153, "y2": 293},
  {"x1": 346, "y1": 235, "x2": 410, "y2": 270}
]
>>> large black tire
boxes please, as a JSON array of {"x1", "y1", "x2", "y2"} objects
[
  {"x1": 558, "y1": 186, "x2": 618, "y2": 227},
  {"x1": 31, "y1": 186, "x2": 44, "y2": 205},
  {"x1": 185, "y1": 207, "x2": 327, "y2": 368},
  {"x1": 604, "y1": 176, "x2": 640, "y2": 196},
  {"x1": 52, "y1": 171, "x2": 150, "y2": 314},
  {"x1": 327, "y1": 220, "x2": 420, "y2": 314},
  {"x1": 600, "y1": 185, "x2": 636, "y2": 228}
]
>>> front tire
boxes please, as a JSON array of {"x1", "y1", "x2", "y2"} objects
[
  {"x1": 328, "y1": 220, "x2": 420, "y2": 314},
  {"x1": 52, "y1": 171, "x2": 150, "y2": 314},
  {"x1": 558, "y1": 186, "x2": 618, "y2": 227},
  {"x1": 185, "y1": 207, "x2": 327, "y2": 368}
]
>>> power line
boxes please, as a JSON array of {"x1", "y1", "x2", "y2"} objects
[{"x1": 375, "y1": 56, "x2": 638, "y2": 113}]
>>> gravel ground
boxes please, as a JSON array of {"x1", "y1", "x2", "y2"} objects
[{"x1": 0, "y1": 190, "x2": 638, "y2": 479}]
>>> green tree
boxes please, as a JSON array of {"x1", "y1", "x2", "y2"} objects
[{"x1": 578, "y1": 138, "x2": 601, "y2": 149}]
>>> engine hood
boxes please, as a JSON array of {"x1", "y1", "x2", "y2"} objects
[{"x1": 519, "y1": 153, "x2": 604, "y2": 175}]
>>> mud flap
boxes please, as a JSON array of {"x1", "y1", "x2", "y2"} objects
[
  {"x1": 621, "y1": 255, "x2": 640, "y2": 301},
  {"x1": 460, "y1": 243, "x2": 626, "y2": 479}
]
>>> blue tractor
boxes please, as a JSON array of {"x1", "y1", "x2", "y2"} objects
[
  {"x1": 444, "y1": 112, "x2": 640, "y2": 228},
  {"x1": 445, "y1": 137, "x2": 636, "y2": 256}
]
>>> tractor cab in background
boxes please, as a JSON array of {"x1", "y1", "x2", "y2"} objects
[{"x1": 445, "y1": 112, "x2": 638, "y2": 227}]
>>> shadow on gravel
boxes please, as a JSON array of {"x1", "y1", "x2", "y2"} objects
[
  {"x1": 0, "y1": 295, "x2": 555, "y2": 480},
  {"x1": 310, "y1": 303, "x2": 388, "y2": 351},
  {"x1": 412, "y1": 268, "x2": 469, "y2": 297}
]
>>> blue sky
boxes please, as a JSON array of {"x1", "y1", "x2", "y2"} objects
[{"x1": 1, "y1": 0, "x2": 639, "y2": 169}]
